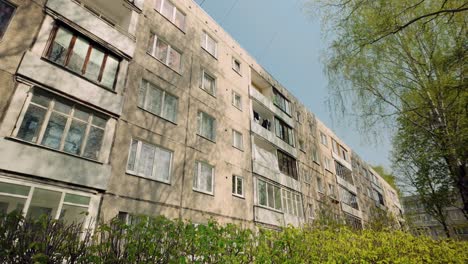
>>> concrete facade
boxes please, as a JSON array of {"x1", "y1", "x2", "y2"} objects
[{"x1": 0, "y1": 0, "x2": 401, "y2": 230}]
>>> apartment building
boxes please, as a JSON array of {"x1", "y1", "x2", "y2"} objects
[
  {"x1": 403, "y1": 196, "x2": 468, "y2": 240},
  {"x1": 0, "y1": 0, "x2": 401, "y2": 230}
]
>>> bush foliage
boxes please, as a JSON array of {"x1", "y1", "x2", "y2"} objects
[{"x1": 0, "y1": 212, "x2": 466, "y2": 263}]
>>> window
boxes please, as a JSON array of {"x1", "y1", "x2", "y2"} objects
[
  {"x1": 197, "y1": 111, "x2": 216, "y2": 141},
  {"x1": 193, "y1": 161, "x2": 214, "y2": 194},
  {"x1": 273, "y1": 88, "x2": 291, "y2": 115},
  {"x1": 324, "y1": 157, "x2": 332, "y2": 171},
  {"x1": 282, "y1": 189, "x2": 303, "y2": 217},
  {"x1": 340, "y1": 146, "x2": 349, "y2": 161},
  {"x1": 148, "y1": 33, "x2": 181, "y2": 71},
  {"x1": 232, "y1": 175, "x2": 243, "y2": 197},
  {"x1": 0, "y1": 0, "x2": 15, "y2": 40},
  {"x1": 340, "y1": 187, "x2": 359, "y2": 209},
  {"x1": 257, "y1": 179, "x2": 281, "y2": 210},
  {"x1": 320, "y1": 132, "x2": 328, "y2": 146},
  {"x1": 296, "y1": 111, "x2": 302, "y2": 123},
  {"x1": 328, "y1": 184, "x2": 336, "y2": 198},
  {"x1": 232, "y1": 130, "x2": 243, "y2": 150},
  {"x1": 316, "y1": 177, "x2": 324, "y2": 193},
  {"x1": 232, "y1": 91, "x2": 242, "y2": 110},
  {"x1": 232, "y1": 58, "x2": 241, "y2": 74},
  {"x1": 277, "y1": 150, "x2": 298, "y2": 179},
  {"x1": 308, "y1": 203, "x2": 314, "y2": 218},
  {"x1": 126, "y1": 139, "x2": 173, "y2": 183},
  {"x1": 201, "y1": 70, "x2": 216, "y2": 95},
  {"x1": 274, "y1": 118, "x2": 295, "y2": 146},
  {"x1": 331, "y1": 138, "x2": 338, "y2": 154},
  {"x1": 46, "y1": 26, "x2": 119, "y2": 89},
  {"x1": 154, "y1": 0, "x2": 186, "y2": 31},
  {"x1": 0, "y1": 179, "x2": 93, "y2": 226},
  {"x1": 377, "y1": 192, "x2": 385, "y2": 206},
  {"x1": 138, "y1": 80, "x2": 178, "y2": 123},
  {"x1": 201, "y1": 31, "x2": 217, "y2": 57},
  {"x1": 312, "y1": 147, "x2": 320, "y2": 164},
  {"x1": 16, "y1": 89, "x2": 107, "y2": 160},
  {"x1": 298, "y1": 140, "x2": 305, "y2": 152}
]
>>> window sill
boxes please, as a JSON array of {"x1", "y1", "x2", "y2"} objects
[
  {"x1": 273, "y1": 104, "x2": 292, "y2": 117},
  {"x1": 232, "y1": 68, "x2": 242, "y2": 77},
  {"x1": 193, "y1": 188, "x2": 214, "y2": 196},
  {"x1": 137, "y1": 106, "x2": 178, "y2": 125},
  {"x1": 232, "y1": 193, "x2": 245, "y2": 199},
  {"x1": 232, "y1": 146, "x2": 244, "y2": 152},
  {"x1": 125, "y1": 171, "x2": 171, "y2": 185},
  {"x1": 146, "y1": 52, "x2": 182, "y2": 76},
  {"x1": 312, "y1": 160, "x2": 320, "y2": 166},
  {"x1": 41, "y1": 57, "x2": 118, "y2": 93},
  {"x1": 6, "y1": 137, "x2": 104, "y2": 164},
  {"x1": 197, "y1": 134, "x2": 216, "y2": 143},
  {"x1": 255, "y1": 204, "x2": 283, "y2": 214},
  {"x1": 299, "y1": 149, "x2": 306, "y2": 153},
  {"x1": 199, "y1": 86, "x2": 217, "y2": 98},
  {"x1": 153, "y1": 9, "x2": 186, "y2": 34},
  {"x1": 201, "y1": 47, "x2": 218, "y2": 60},
  {"x1": 232, "y1": 104, "x2": 242, "y2": 111}
]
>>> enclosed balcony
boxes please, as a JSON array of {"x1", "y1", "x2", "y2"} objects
[{"x1": 46, "y1": 0, "x2": 137, "y2": 57}]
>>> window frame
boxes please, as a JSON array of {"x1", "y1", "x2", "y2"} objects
[
  {"x1": 232, "y1": 90, "x2": 242, "y2": 110},
  {"x1": 272, "y1": 88, "x2": 291, "y2": 116},
  {"x1": 320, "y1": 132, "x2": 328, "y2": 147},
  {"x1": 154, "y1": 0, "x2": 186, "y2": 31},
  {"x1": 193, "y1": 160, "x2": 215, "y2": 195},
  {"x1": 316, "y1": 177, "x2": 324, "y2": 193},
  {"x1": 277, "y1": 149, "x2": 298, "y2": 180},
  {"x1": 0, "y1": 0, "x2": 16, "y2": 41},
  {"x1": 13, "y1": 88, "x2": 108, "y2": 161},
  {"x1": 197, "y1": 111, "x2": 216, "y2": 142},
  {"x1": 125, "y1": 138, "x2": 174, "y2": 184},
  {"x1": 274, "y1": 117, "x2": 295, "y2": 147},
  {"x1": 45, "y1": 24, "x2": 121, "y2": 90},
  {"x1": 148, "y1": 33, "x2": 182, "y2": 72},
  {"x1": 232, "y1": 57, "x2": 241, "y2": 74},
  {"x1": 201, "y1": 70, "x2": 216, "y2": 96},
  {"x1": 232, "y1": 175, "x2": 244, "y2": 198},
  {"x1": 257, "y1": 179, "x2": 282, "y2": 211},
  {"x1": 138, "y1": 79, "x2": 179, "y2": 123},
  {"x1": 232, "y1": 129, "x2": 243, "y2": 150},
  {"x1": 201, "y1": 31, "x2": 217, "y2": 58}
]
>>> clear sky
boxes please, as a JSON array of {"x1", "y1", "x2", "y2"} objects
[{"x1": 194, "y1": 0, "x2": 393, "y2": 170}]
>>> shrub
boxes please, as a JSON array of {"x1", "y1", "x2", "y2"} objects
[{"x1": 0, "y1": 212, "x2": 466, "y2": 263}]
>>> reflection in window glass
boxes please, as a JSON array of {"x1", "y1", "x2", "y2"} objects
[
  {"x1": 27, "y1": 188, "x2": 61, "y2": 219},
  {"x1": 48, "y1": 27, "x2": 72, "y2": 65},
  {"x1": 82, "y1": 126, "x2": 104, "y2": 160},
  {"x1": 64, "y1": 120, "x2": 86, "y2": 155},
  {"x1": 85, "y1": 48, "x2": 105, "y2": 81},
  {"x1": 41, "y1": 113, "x2": 67, "y2": 150},
  {"x1": 0, "y1": 0, "x2": 15, "y2": 39},
  {"x1": 17, "y1": 105, "x2": 46, "y2": 142},
  {"x1": 68, "y1": 37, "x2": 89, "y2": 73},
  {"x1": 60, "y1": 204, "x2": 88, "y2": 225}
]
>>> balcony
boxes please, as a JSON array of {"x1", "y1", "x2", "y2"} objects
[
  {"x1": 336, "y1": 176, "x2": 357, "y2": 194},
  {"x1": 250, "y1": 87, "x2": 294, "y2": 127},
  {"x1": 342, "y1": 203, "x2": 362, "y2": 218},
  {"x1": 332, "y1": 151, "x2": 352, "y2": 170},
  {"x1": 251, "y1": 120, "x2": 297, "y2": 158},
  {"x1": 46, "y1": 0, "x2": 137, "y2": 57}
]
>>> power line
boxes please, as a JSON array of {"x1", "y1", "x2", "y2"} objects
[
  {"x1": 199, "y1": 0, "x2": 207, "y2": 7},
  {"x1": 221, "y1": 0, "x2": 240, "y2": 25}
]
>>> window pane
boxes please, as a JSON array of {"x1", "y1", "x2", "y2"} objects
[
  {"x1": 73, "y1": 107, "x2": 90, "y2": 121},
  {"x1": 101, "y1": 55, "x2": 119, "y2": 89},
  {"x1": 155, "y1": 39, "x2": 168, "y2": 62},
  {"x1": 27, "y1": 188, "x2": 62, "y2": 219},
  {"x1": 63, "y1": 120, "x2": 86, "y2": 155},
  {"x1": 147, "y1": 86, "x2": 163, "y2": 115},
  {"x1": 138, "y1": 81, "x2": 147, "y2": 108},
  {"x1": 163, "y1": 93, "x2": 178, "y2": 122},
  {"x1": 64, "y1": 193, "x2": 90, "y2": 205},
  {"x1": 161, "y1": 0, "x2": 174, "y2": 19},
  {"x1": 137, "y1": 143, "x2": 155, "y2": 177},
  {"x1": 48, "y1": 27, "x2": 72, "y2": 65},
  {"x1": 127, "y1": 139, "x2": 138, "y2": 171},
  {"x1": 67, "y1": 37, "x2": 89, "y2": 73},
  {"x1": 193, "y1": 162, "x2": 199, "y2": 189},
  {"x1": 60, "y1": 204, "x2": 88, "y2": 225},
  {"x1": 17, "y1": 104, "x2": 47, "y2": 143},
  {"x1": 154, "y1": 147, "x2": 172, "y2": 181},
  {"x1": 175, "y1": 9, "x2": 185, "y2": 30},
  {"x1": 92, "y1": 115, "x2": 107, "y2": 128},
  {"x1": 82, "y1": 127, "x2": 104, "y2": 160},
  {"x1": 274, "y1": 187, "x2": 282, "y2": 210},
  {"x1": 53, "y1": 99, "x2": 72, "y2": 114},
  {"x1": 203, "y1": 73, "x2": 215, "y2": 94},
  {"x1": 84, "y1": 48, "x2": 105, "y2": 81},
  {"x1": 155, "y1": 0, "x2": 162, "y2": 11},
  {"x1": 267, "y1": 184, "x2": 274, "y2": 208},
  {"x1": 0, "y1": 195, "x2": 26, "y2": 215},
  {"x1": 258, "y1": 180, "x2": 266, "y2": 206},
  {"x1": 201, "y1": 163, "x2": 213, "y2": 193},
  {"x1": 41, "y1": 112, "x2": 67, "y2": 149},
  {"x1": 31, "y1": 89, "x2": 52, "y2": 107},
  {"x1": 0, "y1": 182, "x2": 30, "y2": 196},
  {"x1": 232, "y1": 176, "x2": 235, "y2": 194},
  {"x1": 206, "y1": 35, "x2": 216, "y2": 56},
  {"x1": 168, "y1": 48, "x2": 181, "y2": 71},
  {"x1": 237, "y1": 177, "x2": 243, "y2": 196}
]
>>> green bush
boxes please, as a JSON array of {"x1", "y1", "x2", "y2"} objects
[{"x1": 0, "y1": 212, "x2": 466, "y2": 263}]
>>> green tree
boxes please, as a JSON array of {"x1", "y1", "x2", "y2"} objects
[
  {"x1": 312, "y1": 0, "x2": 468, "y2": 215},
  {"x1": 372, "y1": 165, "x2": 400, "y2": 194}
]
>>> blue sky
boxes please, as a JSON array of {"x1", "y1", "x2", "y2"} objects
[{"x1": 194, "y1": 0, "x2": 393, "y2": 170}]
